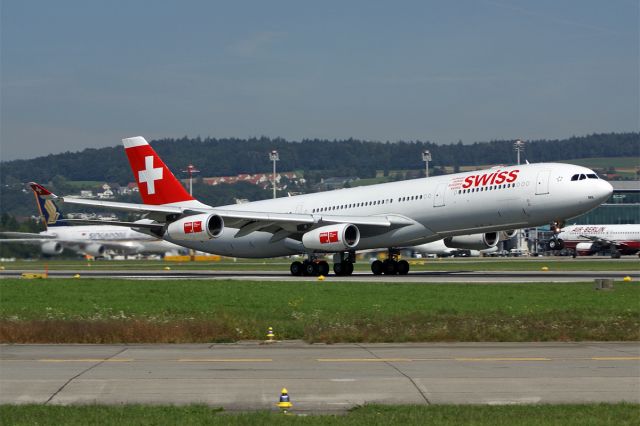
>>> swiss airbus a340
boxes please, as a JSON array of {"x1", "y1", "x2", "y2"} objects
[{"x1": 31, "y1": 136, "x2": 612, "y2": 276}]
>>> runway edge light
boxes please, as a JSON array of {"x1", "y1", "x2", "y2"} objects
[
  {"x1": 266, "y1": 327, "x2": 275, "y2": 342},
  {"x1": 277, "y1": 387, "x2": 292, "y2": 414}
]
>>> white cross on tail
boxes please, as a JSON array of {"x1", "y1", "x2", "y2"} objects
[{"x1": 138, "y1": 156, "x2": 163, "y2": 194}]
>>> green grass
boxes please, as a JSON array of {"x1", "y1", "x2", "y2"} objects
[
  {"x1": 1, "y1": 404, "x2": 638, "y2": 426},
  {"x1": 1, "y1": 279, "x2": 638, "y2": 343},
  {"x1": 2, "y1": 257, "x2": 638, "y2": 272}
]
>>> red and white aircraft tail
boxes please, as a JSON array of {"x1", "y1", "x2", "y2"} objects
[{"x1": 123, "y1": 136, "x2": 195, "y2": 205}]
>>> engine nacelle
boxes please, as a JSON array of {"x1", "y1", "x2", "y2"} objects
[
  {"x1": 41, "y1": 241, "x2": 63, "y2": 255},
  {"x1": 84, "y1": 243, "x2": 106, "y2": 257},
  {"x1": 575, "y1": 242, "x2": 594, "y2": 255},
  {"x1": 500, "y1": 229, "x2": 517, "y2": 240},
  {"x1": 302, "y1": 223, "x2": 360, "y2": 252},
  {"x1": 165, "y1": 213, "x2": 224, "y2": 241},
  {"x1": 444, "y1": 232, "x2": 499, "y2": 250}
]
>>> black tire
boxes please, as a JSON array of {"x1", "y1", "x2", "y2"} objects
[
  {"x1": 304, "y1": 261, "x2": 319, "y2": 276},
  {"x1": 549, "y1": 238, "x2": 564, "y2": 251},
  {"x1": 397, "y1": 260, "x2": 410, "y2": 275},
  {"x1": 290, "y1": 261, "x2": 303, "y2": 276},
  {"x1": 345, "y1": 261, "x2": 354, "y2": 275},
  {"x1": 333, "y1": 262, "x2": 344, "y2": 276},
  {"x1": 318, "y1": 261, "x2": 330, "y2": 276},
  {"x1": 371, "y1": 260, "x2": 383, "y2": 275},
  {"x1": 611, "y1": 251, "x2": 621, "y2": 259},
  {"x1": 383, "y1": 259, "x2": 398, "y2": 275}
]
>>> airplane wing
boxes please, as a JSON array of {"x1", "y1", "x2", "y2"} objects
[
  {"x1": 29, "y1": 183, "x2": 415, "y2": 239},
  {"x1": 0, "y1": 232, "x2": 55, "y2": 239}
]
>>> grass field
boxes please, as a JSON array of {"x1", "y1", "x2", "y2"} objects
[
  {"x1": 1, "y1": 404, "x2": 638, "y2": 426},
  {"x1": 1, "y1": 278, "x2": 638, "y2": 343},
  {"x1": 2, "y1": 257, "x2": 638, "y2": 272}
]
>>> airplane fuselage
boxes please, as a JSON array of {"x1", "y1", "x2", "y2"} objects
[{"x1": 163, "y1": 163, "x2": 612, "y2": 257}]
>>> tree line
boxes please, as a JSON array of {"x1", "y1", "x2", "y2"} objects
[{"x1": 1, "y1": 132, "x2": 637, "y2": 185}]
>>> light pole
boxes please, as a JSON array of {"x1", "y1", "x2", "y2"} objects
[
  {"x1": 269, "y1": 150, "x2": 279, "y2": 199},
  {"x1": 181, "y1": 164, "x2": 200, "y2": 196},
  {"x1": 513, "y1": 140, "x2": 525, "y2": 166},
  {"x1": 513, "y1": 140, "x2": 525, "y2": 251},
  {"x1": 422, "y1": 150, "x2": 432, "y2": 178}
]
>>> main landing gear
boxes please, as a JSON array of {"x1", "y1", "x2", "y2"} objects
[
  {"x1": 289, "y1": 251, "x2": 356, "y2": 276},
  {"x1": 290, "y1": 257, "x2": 330, "y2": 276},
  {"x1": 370, "y1": 248, "x2": 410, "y2": 275}
]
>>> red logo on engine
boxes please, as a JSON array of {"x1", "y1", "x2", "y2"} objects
[
  {"x1": 184, "y1": 221, "x2": 203, "y2": 234},
  {"x1": 462, "y1": 169, "x2": 520, "y2": 189},
  {"x1": 319, "y1": 231, "x2": 339, "y2": 244}
]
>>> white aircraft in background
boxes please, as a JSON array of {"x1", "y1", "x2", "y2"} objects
[
  {"x1": 30, "y1": 136, "x2": 612, "y2": 275},
  {"x1": 549, "y1": 224, "x2": 640, "y2": 258},
  {"x1": 409, "y1": 231, "x2": 513, "y2": 257},
  {"x1": 0, "y1": 184, "x2": 184, "y2": 257}
]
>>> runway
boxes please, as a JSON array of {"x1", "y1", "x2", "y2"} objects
[
  {"x1": 1, "y1": 269, "x2": 637, "y2": 283},
  {"x1": 2, "y1": 342, "x2": 638, "y2": 411}
]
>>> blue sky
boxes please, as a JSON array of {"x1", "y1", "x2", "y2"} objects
[{"x1": 1, "y1": 0, "x2": 638, "y2": 160}]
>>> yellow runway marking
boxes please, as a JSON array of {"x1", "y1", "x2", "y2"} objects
[
  {"x1": 455, "y1": 357, "x2": 551, "y2": 362},
  {"x1": 177, "y1": 358, "x2": 272, "y2": 362},
  {"x1": 318, "y1": 358, "x2": 412, "y2": 362},
  {"x1": 591, "y1": 357, "x2": 640, "y2": 361},
  {"x1": 38, "y1": 359, "x2": 133, "y2": 363}
]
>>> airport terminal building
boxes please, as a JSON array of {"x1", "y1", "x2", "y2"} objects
[{"x1": 571, "y1": 181, "x2": 640, "y2": 225}]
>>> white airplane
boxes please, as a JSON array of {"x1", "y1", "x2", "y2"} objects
[
  {"x1": 550, "y1": 224, "x2": 640, "y2": 258},
  {"x1": 30, "y1": 136, "x2": 612, "y2": 275},
  {"x1": 0, "y1": 184, "x2": 184, "y2": 257},
  {"x1": 409, "y1": 231, "x2": 512, "y2": 257}
]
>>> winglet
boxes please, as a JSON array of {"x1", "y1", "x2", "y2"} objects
[{"x1": 29, "y1": 182, "x2": 57, "y2": 199}]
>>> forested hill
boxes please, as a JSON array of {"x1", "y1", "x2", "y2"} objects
[{"x1": 1, "y1": 132, "x2": 638, "y2": 184}]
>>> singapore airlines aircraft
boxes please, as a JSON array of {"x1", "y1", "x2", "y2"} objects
[
  {"x1": 0, "y1": 183, "x2": 184, "y2": 257},
  {"x1": 549, "y1": 224, "x2": 640, "y2": 258},
  {"x1": 30, "y1": 136, "x2": 612, "y2": 275}
]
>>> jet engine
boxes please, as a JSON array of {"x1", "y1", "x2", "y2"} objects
[
  {"x1": 41, "y1": 241, "x2": 63, "y2": 255},
  {"x1": 444, "y1": 232, "x2": 499, "y2": 250},
  {"x1": 575, "y1": 242, "x2": 594, "y2": 255},
  {"x1": 84, "y1": 243, "x2": 106, "y2": 257},
  {"x1": 165, "y1": 213, "x2": 224, "y2": 241},
  {"x1": 500, "y1": 229, "x2": 517, "y2": 240},
  {"x1": 302, "y1": 224, "x2": 360, "y2": 251}
]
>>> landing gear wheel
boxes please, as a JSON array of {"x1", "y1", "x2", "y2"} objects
[
  {"x1": 397, "y1": 260, "x2": 410, "y2": 275},
  {"x1": 304, "y1": 261, "x2": 319, "y2": 276},
  {"x1": 371, "y1": 260, "x2": 383, "y2": 275},
  {"x1": 333, "y1": 261, "x2": 354, "y2": 276},
  {"x1": 611, "y1": 250, "x2": 621, "y2": 259},
  {"x1": 344, "y1": 261, "x2": 354, "y2": 275},
  {"x1": 290, "y1": 261, "x2": 304, "y2": 276},
  {"x1": 383, "y1": 259, "x2": 398, "y2": 275},
  {"x1": 318, "y1": 261, "x2": 330, "y2": 276},
  {"x1": 548, "y1": 238, "x2": 564, "y2": 251}
]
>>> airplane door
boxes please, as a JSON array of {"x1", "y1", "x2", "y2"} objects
[
  {"x1": 535, "y1": 170, "x2": 551, "y2": 195},
  {"x1": 433, "y1": 183, "x2": 446, "y2": 207}
]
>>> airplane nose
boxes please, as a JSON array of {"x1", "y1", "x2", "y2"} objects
[{"x1": 595, "y1": 179, "x2": 613, "y2": 203}]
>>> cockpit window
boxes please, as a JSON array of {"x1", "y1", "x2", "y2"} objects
[
  {"x1": 587, "y1": 174, "x2": 598, "y2": 179},
  {"x1": 571, "y1": 174, "x2": 579, "y2": 181},
  {"x1": 579, "y1": 174, "x2": 586, "y2": 180}
]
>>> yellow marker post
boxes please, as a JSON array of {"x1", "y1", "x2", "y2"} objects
[
  {"x1": 541, "y1": 266, "x2": 549, "y2": 271},
  {"x1": 73, "y1": 274, "x2": 81, "y2": 279},
  {"x1": 266, "y1": 327, "x2": 275, "y2": 342},
  {"x1": 317, "y1": 275, "x2": 325, "y2": 281},
  {"x1": 277, "y1": 387, "x2": 292, "y2": 414},
  {"x1": 623, "y1": 276, "x2": 632, "y2": 282}
]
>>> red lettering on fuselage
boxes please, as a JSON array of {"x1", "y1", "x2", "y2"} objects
[{"x1": 461, "y1": 169, "x2": 520, "y2": 189}]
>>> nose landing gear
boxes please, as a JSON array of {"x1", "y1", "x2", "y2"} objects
[{"x1": 548, "y1": 221, "x2": 565, "y2": 251}]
